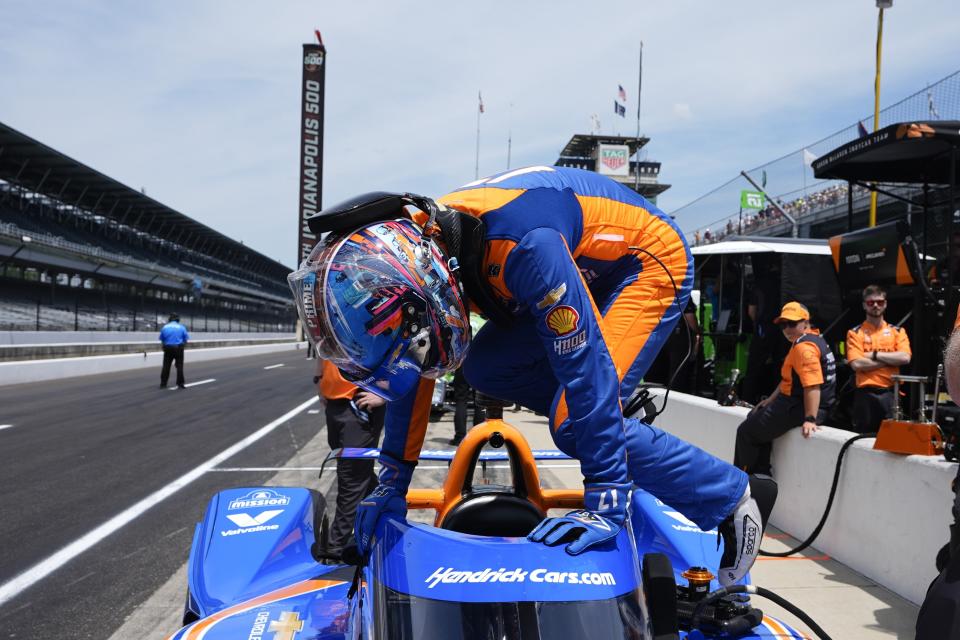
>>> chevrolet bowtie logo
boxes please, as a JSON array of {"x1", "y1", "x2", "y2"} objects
[
  {"x1": 536, "y1": 283, "x2": 567, "y2": 310},
  {"x1": 269, "y1": 611, "x2": 304, "y2": 640},
  {"x1": 226, "y1": 510, "x2": 283, "y2": 528}
]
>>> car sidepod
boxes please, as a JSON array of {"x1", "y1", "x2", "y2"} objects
[
  {"x1": 631, "y1": 491, "x2": 811, "y2": 639},
  {"x1": 185, "y1": 487, "x2": 329, "y2": 617}
]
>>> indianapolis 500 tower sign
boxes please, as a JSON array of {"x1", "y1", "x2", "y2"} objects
[{"x1": 298, "y1": 33, "x2": 326, "y2": 264}]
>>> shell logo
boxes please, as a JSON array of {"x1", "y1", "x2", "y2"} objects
[{"x1": 546, "y1": 305, "x2": 579, "y2": 336}]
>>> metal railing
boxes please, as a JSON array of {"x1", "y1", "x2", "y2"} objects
[
  {"x1": 0, "y1": 220, "x2": 290, "y2": 305},
  {"x1": 0, "y1": 299, "x2": 295, "y2": 333},
  {"x1": 679, "y1": 68, "x2": 960, "y2": 241}
]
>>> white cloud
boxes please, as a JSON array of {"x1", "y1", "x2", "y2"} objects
[{"x1": 1, "y1": 0, "x2": 958, "y2": 264}]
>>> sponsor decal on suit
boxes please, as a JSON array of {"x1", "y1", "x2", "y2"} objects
[
  {"x1": 545, "y1": 305, "x2": 579, "y2": 336},
  {"x1": 554, "y1": 330, "x2": 587, "y2": 355},
  {"x1": 536, "y1": 283, "x2": 567, "y2": 310}
]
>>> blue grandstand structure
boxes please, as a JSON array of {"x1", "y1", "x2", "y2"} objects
[{"x1": 0, "y1": 122, "x2": 295, "y2": 332}]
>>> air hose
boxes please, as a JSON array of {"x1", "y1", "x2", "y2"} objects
[
  {"x1": 690, "y1": 584, "x2": 832, "y2": 640},
  {"x1": 759, "y1": 432, "x2": 876, "y2": 557}
]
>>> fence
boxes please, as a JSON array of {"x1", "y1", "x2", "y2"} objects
[
  {"x1": 0, "y1": 299, "x2": 295, "y2": 333},
  {"x1": 678, "y1": 68, "x2": 960, "y2": 244}
]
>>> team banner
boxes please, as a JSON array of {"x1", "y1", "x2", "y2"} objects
[{"x1": 298, "y1": 42, "x2": 327, "y2": 265}]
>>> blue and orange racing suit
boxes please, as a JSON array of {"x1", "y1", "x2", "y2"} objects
[{"x1": 382, "y1": 166, "x2": 746, "y2": 529}]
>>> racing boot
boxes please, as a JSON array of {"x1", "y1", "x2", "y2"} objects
[{"x1": 717, "y1": 474, "x2": 777, "y2": 587}]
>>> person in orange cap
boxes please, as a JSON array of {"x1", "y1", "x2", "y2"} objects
[{"x1": 734, "y1": 301, "x2": 837, "y2": 475}]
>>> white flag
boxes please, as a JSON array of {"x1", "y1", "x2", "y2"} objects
[
  {"x1": 802, "y1": 148, "x2": 817, "y2": 167},
  {"x1": 929, "y1": 91, "x2": 940, "y2": 119}
]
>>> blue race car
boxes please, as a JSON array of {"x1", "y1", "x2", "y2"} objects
[{"x1": 167, "y1": 418, "x2": 817, "y2": 640}]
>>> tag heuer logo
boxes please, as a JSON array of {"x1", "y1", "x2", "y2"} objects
[
  {"x1": 601, "y1": 151, "x2": 626, "y2": 170},
  {"x1": 304, "y1": 51, "x2": 325, "y2": 70}
]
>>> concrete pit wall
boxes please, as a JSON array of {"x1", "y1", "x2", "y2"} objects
[
  {"x1": 653, "y1": 390, "x2": 955, "y2": 605},
  {"x1": 0, "y1": 341, "x2": 309, "y2": 386}
]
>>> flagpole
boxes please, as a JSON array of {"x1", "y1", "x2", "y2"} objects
[
  {"x1": 475, "y1": 91, "x2": 482, "y2": 180},
  {"x1": 869, "y1": 6, "x2": 885, "y2": 227},
  {"x1": 507, "y1": 102, "x2": 513, "y2": 170},
  {"x1": 634, "y1": 41, "x2": 643, "y2": 193}
]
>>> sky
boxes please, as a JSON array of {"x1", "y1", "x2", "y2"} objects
[{"x1": 2, "y1": 1, "x2": 959, "y2": 269}]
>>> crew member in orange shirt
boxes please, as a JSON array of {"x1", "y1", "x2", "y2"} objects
[
  {"x1": 315, "y1": 357, "x2": 386, "y2": 559},
  {"x1": 734, "y1": 302, "x2": 837, "y2": 475},
  {"x1": 846, "y1": 285, "x2": 911, "y2": 434}
]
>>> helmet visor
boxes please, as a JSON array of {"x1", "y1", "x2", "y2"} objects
[
  {"x1": 289, "y1": 218, "x2": 469, "y2": 400},
  {"x1": 338, "y1": 331, "x2": 429, "y2": 401}
]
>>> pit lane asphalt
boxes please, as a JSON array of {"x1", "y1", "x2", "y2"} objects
[{"x1": 0, "y1": 349, "x2": 322, "y2": 639}]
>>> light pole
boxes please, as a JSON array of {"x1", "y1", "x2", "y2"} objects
[{"x1": 869, "y1": 0, "x2": 892, "y2": 227}]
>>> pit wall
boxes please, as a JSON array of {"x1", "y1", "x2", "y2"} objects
[
  {"x1": 653, "y1": 390, "x2": 954, "y2": 606},
  {"x1": 0, "y1": 341, "x2": 309, "y2": 387}
]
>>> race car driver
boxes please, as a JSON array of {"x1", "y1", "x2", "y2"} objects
[{"x1": 290, "y1": 165, "x2": 776, "y2": 586}]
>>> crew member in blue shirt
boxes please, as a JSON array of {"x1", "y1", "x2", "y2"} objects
[{"x1": 159, "y1": 313, "x2": 190, "y2": 389}]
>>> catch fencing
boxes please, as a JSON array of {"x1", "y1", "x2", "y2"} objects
[{"x1": 679, "y1": 69, "x2": 960, "y2": 244}]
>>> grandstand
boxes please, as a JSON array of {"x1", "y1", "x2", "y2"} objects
[
  {"x1": 0, "y1": 122, "x2": 295, "y2": 332},
  {"x1": 679, "y1": 68, "x2": 960, "y2": 262}
]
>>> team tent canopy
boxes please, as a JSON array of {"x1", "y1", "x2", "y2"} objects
[
  {"x1": 812, "y1": 121, "x2": 960, "y2": 185},
  {"x1": 812, "y1": 120, "x2": 960, "y2": 379}
]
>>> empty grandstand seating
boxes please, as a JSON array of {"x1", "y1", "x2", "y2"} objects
[
  {"x1": 0, "y1": 291, "x2": 290, "y2": 332},
  {"x1": 0, "y1": 196, "x2": 287, "y2": 298},
  {"x1": 0, "y1": 121, "x2": 298, "y2": 334}
]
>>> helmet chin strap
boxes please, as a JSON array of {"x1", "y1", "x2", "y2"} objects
[
  {"x1": 414, "y1": 198, "x2": 443, "y2": 270},
  {"x1": 407, "y1": 327, "x2": 432, "y2": 366}
]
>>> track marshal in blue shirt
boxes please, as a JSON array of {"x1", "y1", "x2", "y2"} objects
[{"x1": 159, "y1": 313, "x2": 189, "y2": 388}]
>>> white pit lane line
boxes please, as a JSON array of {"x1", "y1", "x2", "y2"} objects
[
  {"x1": 169, "y1": 378, "x2": 215, "y2": 390},
  {"x1": 210, "y1": 463, "x2": 583, "y2": 472},
  {"x1": 263, "y1": 363, "x2": 285, "y2": 370},
  {"x1": 0, "y1": 424, "x2": 13, "y2": 431},
  {"x1": 0, "y1": 395, "x2": 319, "y2": 608}
]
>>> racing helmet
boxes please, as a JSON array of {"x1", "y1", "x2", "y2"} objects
[{"x1": 289, "y1": 217, "x2": 470, "y2": 401}]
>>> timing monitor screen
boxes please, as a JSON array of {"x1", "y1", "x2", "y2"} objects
[{"x1": 828, "y1": 221, "x2": 916, "y2": 290}]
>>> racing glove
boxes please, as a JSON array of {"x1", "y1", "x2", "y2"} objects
[
  {"x1": 354, "y1": 451, "x2": 415, "y2": 556},
  {"x1": 528, "y1": 482, "x2": 632, "y2": 555}
]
